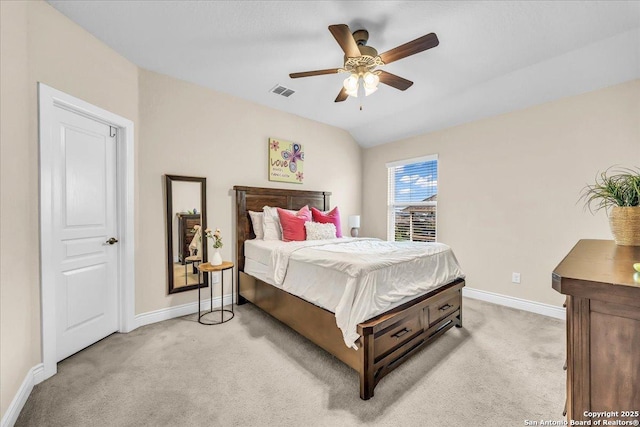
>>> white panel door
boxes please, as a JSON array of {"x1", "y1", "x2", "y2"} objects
[{"x1": 52, "y1": 106, "x2": 119, "y2": 361}]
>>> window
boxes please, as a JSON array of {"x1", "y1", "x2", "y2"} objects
[{"x1": 387, "y1": 155, "x2": 438, "y2": 242}]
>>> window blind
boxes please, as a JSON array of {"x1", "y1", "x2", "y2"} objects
[{"x1": 387, "y1": 156, "x2": 438, "y2": 242}]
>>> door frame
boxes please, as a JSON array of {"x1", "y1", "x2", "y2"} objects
[{"x1": 38, "y1": 83, "x2": 135, "y2": 380}]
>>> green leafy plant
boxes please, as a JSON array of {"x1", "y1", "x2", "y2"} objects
[{"x1": 580, "y1": 167, "x2": 640, "y2": 213}]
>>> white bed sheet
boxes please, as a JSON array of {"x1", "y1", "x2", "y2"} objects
[
  {"x1": 244, "y1": 256, "x2": 349, "y2": 313},
  {"x1": 243, "y1": 258, "x2": 271, "y2": 284},
  {"x1": 244, "y1": 238, "x2": 465, "y2": 349},
  {"x1": 244, "y1": 239, "x2": 287, "y2": 265}
]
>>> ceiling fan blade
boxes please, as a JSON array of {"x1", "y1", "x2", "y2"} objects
[
  {"x1": 378, "y1": 70, "x2": 413, "y2": 91},
  {"x1": 379, "y1": 33, "x2": 439, "y2": 65},
  {"x1": 335, "y1": 87, "x2": 348, "y2": 102},
  {"x1": 328, "y1": 24, "x2": 361, "y2": 58},
  {"x1": 289, "y1": 68, "x2": 340, "y2": 79}
]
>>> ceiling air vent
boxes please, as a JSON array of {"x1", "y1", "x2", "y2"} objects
[{"x1": 270, "y1": 84, "x2": 295, "y2": 98}]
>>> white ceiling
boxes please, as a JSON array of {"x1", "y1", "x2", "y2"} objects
[{"x1": 48, "y1": 1, "x2": 640, "y2": 147}]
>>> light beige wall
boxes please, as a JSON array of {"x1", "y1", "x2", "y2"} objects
[
  {"x1": 1, "y1": 1, "x2": 32, "y2": 418},
  {"x1": 137, "y1": 69, "x2": 362, "y2": 313},
  {"x1": 363, "y1": 80, "x2": 640, "y2": 306},
  {"x1": 0, "y1": 0, "x2": 139, "y2": 417}
]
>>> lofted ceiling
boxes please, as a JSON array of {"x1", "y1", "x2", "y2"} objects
[{"x1": 48, "y1": 1, "x2": 640, "y2": 147}]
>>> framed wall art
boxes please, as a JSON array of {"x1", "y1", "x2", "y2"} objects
[{"x1": 268, "y1": 138, "x2": 304, "y2": 184}]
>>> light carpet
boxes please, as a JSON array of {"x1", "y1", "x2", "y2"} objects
[{"x1": 16, "y1": 298, "x2": 565, "y2": 426}]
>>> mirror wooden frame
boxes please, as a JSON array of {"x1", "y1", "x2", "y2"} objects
[{"x1": 165, "y1": 175, "x2": 208, "y2": 294}]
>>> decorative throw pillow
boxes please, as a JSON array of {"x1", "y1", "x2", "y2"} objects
[
  {"x1": 311, "y1": 206, "x2": 342, "y2": 238},
  {"x1": 277, "y1": 207, "x2": 311, "y2": 242},
  {"x1": 248, "y1": 210, "x2": 264, "y2": 239},
  {"x1": 263, "y1": 205, "x2": 310, "y2": 240},
  {"x1": 262, "y1": 206, "x2": 282, "y2": 241},
  {"x1": 305, "y1": 222, "x2": 337, "y2": 241}
]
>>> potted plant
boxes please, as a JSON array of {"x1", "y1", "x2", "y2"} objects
[{"x1": 580, "y1": 167, "x2": 640, "y2": 246}]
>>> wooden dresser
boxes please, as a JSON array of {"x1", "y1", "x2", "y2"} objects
[
  {"x1": 177, "y1": 213, "x2": 201, "y2": 264},
  {"x1": 553, "y1": 240, "x2": 640, "y2": 423}
]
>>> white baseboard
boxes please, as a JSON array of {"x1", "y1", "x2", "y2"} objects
[
  {"x1": 134, "y1": 294, "x2": 234, "y2": 329},
  {"x1": 462, "y1": 287, "x2": 565, "y2": 320},
  {"x1": 1, "y1": 363, "x2": 44, "y2": 427}
]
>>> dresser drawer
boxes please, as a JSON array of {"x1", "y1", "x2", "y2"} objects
[
  {"x1": 428, "y1": 292, "x2": 460, "y2": 326},
  {"x1": 375, "y1": 313, "x2": 424, "y2": 358},
  {"x1": 185, "y1": 218, "x2": 200, "y2": 229}
]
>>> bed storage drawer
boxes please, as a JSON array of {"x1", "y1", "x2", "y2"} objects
[
  {"x1": 374, "y1": 313, "x2": 424, "y2": 358},
  {"x1": 427, "y1": 291, "x2": 461, "y2": 326}
]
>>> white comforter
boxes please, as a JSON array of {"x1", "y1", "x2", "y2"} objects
[{"x1": 267, "y1": 238, "x2": 465, "y2": 349}]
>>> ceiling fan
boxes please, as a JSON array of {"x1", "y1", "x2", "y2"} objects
[{"x1": 289, "y1": 24, "x2": 439, "y2": 103}]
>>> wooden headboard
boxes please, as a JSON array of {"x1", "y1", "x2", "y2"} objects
[{"x1": 233, "y1": 186, "x2": 331, "y2": 273}]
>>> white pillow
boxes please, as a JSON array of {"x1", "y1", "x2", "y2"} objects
[
  {"x1": 248, "y1": 211, "x2": 264, "y2": 239},
  {"x1": 262, "y1": 206, "x2": 282, "y2": 240},
  {"x1": 305, "y1": 222, "x2": 337, "y2": 240}
]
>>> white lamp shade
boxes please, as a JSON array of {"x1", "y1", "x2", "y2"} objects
[
  {"x1": 363, "y1": 72, "x2": 379, "y2": 88},
  {"x1": 364, "y1": 85, "x2": 378, "y2": 96},
  {"x1": 348, "y1": 215, "x2": 361, "y2": 228},
  {"x1": 363, "y1": 72, "x2": 379, "y2": 96},
  {"x1": 343, "y1": 74, "x2": 359, "y2": 97}
]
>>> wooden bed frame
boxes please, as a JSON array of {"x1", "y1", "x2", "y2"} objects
[{"x1": 234, "y1": 186, "x2": 465, "y2": 400}]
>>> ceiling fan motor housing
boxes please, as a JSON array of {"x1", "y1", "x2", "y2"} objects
[
  {"x1": 357, "y1": 45, "x2": 378, "y2": 58},
  {"x1": 352, "y1": 29, "x2": 369, "y2": 46},
  {"x1": 344, "y1": 45, "x2": 383, "y2": 75},
  {"x1": 343, "y1": 29, "x2": 381, "y2": 73}
]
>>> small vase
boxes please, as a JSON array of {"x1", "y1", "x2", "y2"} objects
[{"x1": 210, "y1": 248, "x2": 223, "y2": 266}]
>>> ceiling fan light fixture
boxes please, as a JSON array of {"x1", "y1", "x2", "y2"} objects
[
  {"x1": 364, "y1": 85, "x2": 378, "y2": 96},
  {"x1": 362, "y1": 71, "x2": 380, "y2": 96},
  {"x1": 363, "y1": 71, "x2": 379, "y2": 88},
  {"x1": 343, "y1": 73, "x2": 359, "y2": 97}
]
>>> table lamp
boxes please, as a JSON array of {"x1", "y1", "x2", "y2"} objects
[{"x1": 348, "y1": 215, "x2": 361, "y2": 238}]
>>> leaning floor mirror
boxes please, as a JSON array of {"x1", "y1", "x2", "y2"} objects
[{"x1": 165, "y1": 175, "x2": 208, "y2": 294}]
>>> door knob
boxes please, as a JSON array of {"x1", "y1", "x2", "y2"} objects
[{"x1": 106, "y1": 237, "x2": 119, "y2": 245}]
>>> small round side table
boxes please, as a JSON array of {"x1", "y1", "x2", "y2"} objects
[{"x1": 196, "y1": 261, "x2": 234, "y2": 325}]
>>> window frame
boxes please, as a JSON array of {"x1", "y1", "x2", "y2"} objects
[{"x1": 386, "y1": 154, "x2": 439, "y2": 242}]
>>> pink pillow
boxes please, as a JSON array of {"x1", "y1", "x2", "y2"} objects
[
  {"x1": 277, "y1": 206, "x2": 311, "y2": 242},
  {"x1": 311, "y1": 206, "x2": 342, "y2": 238}
]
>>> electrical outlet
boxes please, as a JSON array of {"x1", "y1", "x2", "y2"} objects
[
  {"x1": 512, "y1": 272, "x2": 521, "y2": 284},
  {"x1": 211, "y1": 272, "x2": 220, "y2": 284}
]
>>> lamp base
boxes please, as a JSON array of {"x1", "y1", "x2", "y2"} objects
[{"x1": 350, "y1": 228, "x2": 359, "y2": 238}]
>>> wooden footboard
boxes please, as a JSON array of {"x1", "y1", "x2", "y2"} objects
[
  {"x1": 358, "y1": 279, "x2": 464, "y2": 399},
  {"x1": 239, "y1": 271, "x2": 464, "y2": 400}
]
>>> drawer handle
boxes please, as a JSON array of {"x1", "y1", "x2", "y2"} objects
[
  {"x1": 391, "y1": 328, "x2": 412, "y2": 339},
  {"x1": 439, "y1": 303, "x2": 453, "y2": 311},
  {"x1": 563, "y1": 361, "x2": 567, "y2": 371}
]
